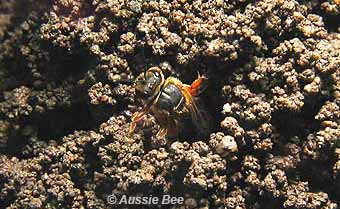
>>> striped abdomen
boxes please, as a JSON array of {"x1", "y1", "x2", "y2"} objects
[{"x1": 156, "y1": 83, "x2": 186, "y2": 114}]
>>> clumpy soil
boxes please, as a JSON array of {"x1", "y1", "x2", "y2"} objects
[{"x1": 0, "y1": 0, "x2": 340, "y2": 209}]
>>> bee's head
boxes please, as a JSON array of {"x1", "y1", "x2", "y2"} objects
[{"x1": 134, "y1": 67, "x2": 164, "y2": 100}]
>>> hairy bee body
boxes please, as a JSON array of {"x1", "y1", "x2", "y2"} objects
[{"x1": 130, "y1": 67, "x2": 208, "y2": 137}]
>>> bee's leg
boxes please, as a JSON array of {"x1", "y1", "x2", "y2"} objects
[
  {"x1": 156, "y1": 126, "x2": 168, "y2": 138},
  {"x1": 156, "y1": 118, "x2": 178, "y2": 138},
  {"x1": 185, "y1": 72, "x2": 207, "y2": 96},
  {"x1": 155, "y1": 112, "x2": 169, "y2": 138},
  {"x1": 129, "y1": 109, "x2": 147, "y2": 134}
]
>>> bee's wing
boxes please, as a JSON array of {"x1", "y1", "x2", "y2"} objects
[{"x1": 183, "y1": 90, "x2": 211, "y2": 136}]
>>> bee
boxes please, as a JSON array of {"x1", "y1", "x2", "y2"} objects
[{"x1": 129, "y1": 67, "x2": 209, "y2": 138}]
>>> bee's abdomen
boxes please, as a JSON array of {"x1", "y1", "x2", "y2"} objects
[{"x1": 157, "y1": 83, "x2": 185, "y2": 113}]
